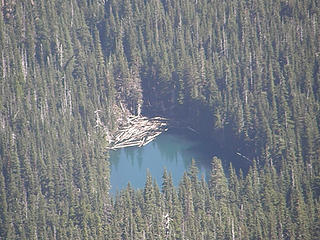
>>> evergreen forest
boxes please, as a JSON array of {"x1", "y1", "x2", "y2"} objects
[{"x1": 0, "y1": 0, "x2": 320, "y2": 239}]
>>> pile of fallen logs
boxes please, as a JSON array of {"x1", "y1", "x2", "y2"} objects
[{"x1": 107, "y1": 115, "x2": 168, "y2": 150}]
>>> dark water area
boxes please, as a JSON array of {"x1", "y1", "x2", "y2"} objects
[{"x1": 109, "y1": 129, "x2": 250, "y2": 194}]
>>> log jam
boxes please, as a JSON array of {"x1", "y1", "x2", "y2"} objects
[{"x1": 107, "y1": 115, "x2": 168, "y2": 150}]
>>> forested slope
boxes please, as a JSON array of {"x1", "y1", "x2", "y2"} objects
[
  {"x1": 0, "y1": 1, "x2": 115, "y2": 238},
  {"x1": 101, "y1": 0, "x2": 320, "y2": 168},
  {"x1": 0, "y1": 0, "x2": 320, "y2": 239}
]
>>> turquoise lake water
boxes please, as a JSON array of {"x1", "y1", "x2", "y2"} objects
[{"x1": 109, "y1": 130, "x2": 249, "y2": 194}]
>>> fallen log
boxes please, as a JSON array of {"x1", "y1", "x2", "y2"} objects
[{"x1": 142, "y1": 136, "x2": 155, "y2": 146}]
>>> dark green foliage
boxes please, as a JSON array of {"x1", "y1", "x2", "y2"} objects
[
  {"x1": 105, "y1": 157, "x2": 317, "y2": 239},
  {"x1": 1, "y1": 0, "x2": 319, "y2": 239},
  {"x1": 1, "y1": 0, "x2": 113, "y2": 238}
]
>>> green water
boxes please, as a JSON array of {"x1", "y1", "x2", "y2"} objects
[{"x1": 109, "y1": 131, "x2": 249, "y2": 194}]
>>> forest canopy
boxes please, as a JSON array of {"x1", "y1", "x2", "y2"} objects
[{"x1": 0, "y1": 0, "x2": 319, "y2": 239}]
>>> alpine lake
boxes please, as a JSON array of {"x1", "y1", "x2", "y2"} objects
[{"x1": 109, "y1": 129, "x2": 250, "y2": 194}]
